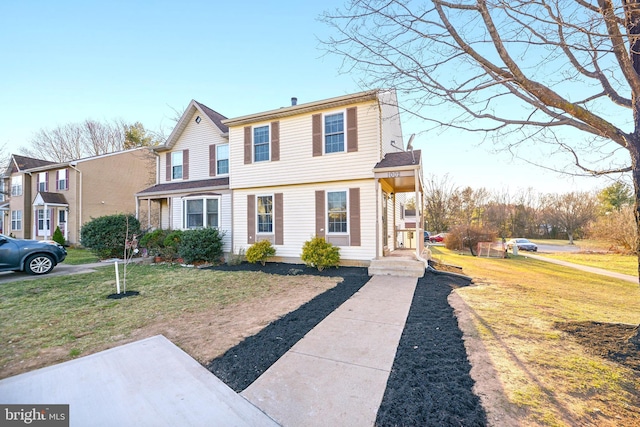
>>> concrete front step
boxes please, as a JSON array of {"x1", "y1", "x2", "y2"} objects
[{"x1": 368, "y1": 258, "x2": 426, "y2": 278}]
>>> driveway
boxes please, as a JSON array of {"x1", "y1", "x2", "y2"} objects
[{"x1": 535, "y1": 243, "x2": 581, "y2": 253}]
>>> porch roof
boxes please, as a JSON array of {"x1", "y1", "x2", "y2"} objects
[
  {"x1": 373, "y1": 150, "x2": 423, "y2": 193},
  {"x1": 33, "y1": 192, "x2": 68, "y2": 206},
  {"x1": 136, "y1": 177, "x2": 229, "y2": 197}
]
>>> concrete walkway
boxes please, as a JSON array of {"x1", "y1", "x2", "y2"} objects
[
  {"x1": 0, "y1": 274, "x2": 417, "y2": 427},
  {"x1": 524, "y1": 253, "x2": 638, "y2": 284}
]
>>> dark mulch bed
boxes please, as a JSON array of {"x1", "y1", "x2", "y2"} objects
[
  {"x1": 555, "y1": 321, "x2": 640, "y2": 372},
  {"x1": 206, "y1": 262, "x2": 487, "y2": 425}
]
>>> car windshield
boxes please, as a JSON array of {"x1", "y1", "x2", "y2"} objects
[{"x1": 516, "y1": 239, "x2": 530, "y2": 243}]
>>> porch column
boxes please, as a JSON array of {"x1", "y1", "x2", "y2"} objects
[
  {"x1": 375, "y1": 178, "x2": 383, "y2": 258},
  {"x1": 414, "y1": 168, "x2": 422, "y2": 259}
]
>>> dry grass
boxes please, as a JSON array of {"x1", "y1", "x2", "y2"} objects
[
  {"x1": 433, "y1": 247, "x2": 640, "y2": 426},
  {"x1": 0, "y1": 263, "x2": 339, "y2": 379}
]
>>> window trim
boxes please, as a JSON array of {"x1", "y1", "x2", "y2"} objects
[
  {"x1": 182, "y1": 196, "x2": 220, "y2": 229},
  {"x1": 37, "y1": 172, "x2": 48, "y2": 193},
  {"x1": 323, "y1": 110, "x2": 347, "y2": 155},
  {"x1": 326, "y1": 190, "x2": 349, "y2": 235},
  {"x1": 256, "y1": 194, "x2": 274, "y2": 235},
  {"x1": 253, "y1": 124, "x2": 271, "y2": 162},
  {"x1": 216, "y1": 144, "x2": 229, "y2": 175},
  {"x1": 11, "y1": 176, "x2": 23, "y2": 197},
  {"x1": 57, "y1": 169, "x2": 68, "y2": 191}
]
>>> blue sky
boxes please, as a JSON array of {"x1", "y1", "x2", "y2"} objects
[{"x1": 0, "y1": 0, "x2": 623, "y2": 194}]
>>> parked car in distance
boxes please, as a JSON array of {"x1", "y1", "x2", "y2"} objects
[
  {"x1": 0, "y1": 235, "x2": 67, "y2": 275},
  {"x1": 429, "y1": 233, "x2": 448, "y2": 243},
  {"x1": 505, "y1": 238, "x2": 538, "y2": 252},
  {"x1": 424, "y1": 231, "x2": 430, "y2": 243}
]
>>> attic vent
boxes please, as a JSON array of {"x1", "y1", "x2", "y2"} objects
[{"x1": 195, "y1": 116, "x2": 202, "y2": 124}]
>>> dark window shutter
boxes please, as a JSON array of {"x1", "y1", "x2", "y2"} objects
[
  {"x1": 209, "y1": 145, "x2": 216, "y2": 177},
  {"x1": 244, "y1": 126, "x2": 252, "y2": 164},
  {"x1": 247, "y1": 194, "x2": 255, "y2": 244},
  {"x1": 183, "y1": 150, "x2": 189, "y2": 180},
  {"x1": 45, "y1": 172, "x2": 49, "y2": 192},
  {"x1": 275, "y1": 193, "x2": 283, "y2": 245},
  {"x1": 349, "y1": 188, "x2": 361, "y2": 246},
  {"x1": 312, "y1": 114, "x2": 322, "y2": 157},
  {"x1": 315, "y1": 190, "x2": 325, "y2": 238},
  {"x1": 55, "y1": 171, "x2": 59, "y2": 191},
  {"x1": 65, "y1": 169, "x2": 69, "y2": 190},
  {"x1": 271, "y1": 121, "x2": 280, "y2": 161},
  {"x1": 347, "y1": 107, "x2": 358, "y2": 152},
  {"x1": 165, "y1": 153, "x2": 171, "y2": 181}
]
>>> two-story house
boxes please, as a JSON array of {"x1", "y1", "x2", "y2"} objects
[
  {"x1": 135, "y1": 100, "x2": 233, "y2": 250},
  {"x1": 224, "y1": 89, "x2": 424, "y2": 266},
  {"x1": 4, "y1": 149, "x2": 154, "y2": 244},
  {"x1": 136, "y1": 90, "x2": 424, "y2": 268}
]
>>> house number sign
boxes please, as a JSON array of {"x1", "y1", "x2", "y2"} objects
[{"x1": 387, "y1": 172, "x2": 400, "y2": 178}]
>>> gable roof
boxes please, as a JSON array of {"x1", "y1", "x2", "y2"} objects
[
  {"x1": 8, "y1": 155, "x2": 56, "y2": 174},
  {"x1": 374, "y1": 150, "x2": 422, "y2": 169},
  {"x1": 34, "y1": 192, "x2": 69, "y2": 206},
  {"x1": 158, "y1": 100, "x2": 228, "y2": 151}
]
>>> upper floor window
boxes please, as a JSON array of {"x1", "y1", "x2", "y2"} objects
[
  {"x1": 183, "y1": 197, "x2": 219, "y2": 229},
  {"x1": 257, "y1": 195, "x2": 273, "y2": 233},
  {"x1": 11, "y1": 176, "x2": 22, "y2": 197},
  {"x1": 327, "y1": 191, "x2": 347, "y2": 233},
  {"x1": 57, "y1": 169, "x2": 68, "y2": 191},
  {"x1": 37, "y1": 172, "x2": 47, "y2": 192},
  {"x1": 325, "y1": 113, "x2": 345, "y2": 154},
  {"x1": 0, "y1": 180, "x2": 4, "y2": 201},
  {"x1": 254, "y1": 126, "x2": 270, "y2": 162},
  {"x1": 172, "y1": 151, "x2": 183, "y2": 179},
  {"x1": 217, "y1": 144, "x2": 229, "y2": 175}
]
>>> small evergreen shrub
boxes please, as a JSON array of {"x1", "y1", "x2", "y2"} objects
[
  {"x1": 246, "y1": 240, "x2": 276, "y2": 266},
  {"x1": 301, "y1": 236, "x2": 340, "y2": 271},
  {"x1": 178, "y1": 228, "x2": 225, "y2": 264},
  {"x1": 139, "y1": 229, "x2": 168, "y2": 257},
  {"x1": 81, "y1": 214, "x2": 141, "y2": 259},
  {"x1": 52, "y1": 226, "x2": 66, "y2": 246},
  {"x1": 163, "y1": 230, "x2": 184, "y2": 260}
]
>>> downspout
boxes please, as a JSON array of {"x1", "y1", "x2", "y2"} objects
[{"x1": 69, "y1": 163, "x2": 82, "y2": 243}]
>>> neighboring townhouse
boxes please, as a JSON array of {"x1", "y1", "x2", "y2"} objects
[
  {"x1": 224, "y1": 89, "x2": 424, "y2": 266},
  {"x1": 4, "y1": 149, "x2": 154, "y2": 244},
  {"x1": 3, "y1": 155, "x2": 57, "y2": 239},
  {"x1": 135, "y1": 100, "x2": 233, "y2": 251}
]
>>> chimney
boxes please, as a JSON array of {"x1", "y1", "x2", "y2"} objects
[{"x1": 291, "y1": 97, "x2": 298, "y2": 106}]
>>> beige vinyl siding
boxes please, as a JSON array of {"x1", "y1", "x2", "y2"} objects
[
  {"x1": 159, "y1": 111, "x2": 227, "y2": 184},
  {"x1": 229, "y1": 100, "x2": 381, "y2": 190},
  {"x1": 233, "y1": 180, "x2": 376, "y2": 263}
]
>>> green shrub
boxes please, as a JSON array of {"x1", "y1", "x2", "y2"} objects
[
  {"x1": 178, "y1": 228, "x2": 225, "y2": 264},
  {"x1": 52, "y1": 226, "x2": 66, "y2": 246},
  {"x1": 227, "y1": 247, "x2": 245, "y2": 266},
  {"x1": 139, "y1": 229, "x2": 168, "y2": 257},
  {"x1": 163, "y1": 230, "x2": 184, "y2": 260},
  {"x1": 301, "y1": 236, "x2": 340, "y2": 271},
  {"x1": 81, "y1": 214, "x2": 141, "y2": 259},
  {"x1": 246, "y1": 240, "x2": 276, "y2": 266}
]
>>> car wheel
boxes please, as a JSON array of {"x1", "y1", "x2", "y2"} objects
[{"x1": 25, "y1": 254, "x2": 55, "y2": 275}]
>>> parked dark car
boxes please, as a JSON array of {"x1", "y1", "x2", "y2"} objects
[
  {"x1": 0, "y1": 235, "x2": 67, "y2": 275},
  {"x1": 424, "y1": 231, "x2": 430, "y2": 243},
  {"x1": 505, "y1": 238, "x2": 538, "y2": 252}
]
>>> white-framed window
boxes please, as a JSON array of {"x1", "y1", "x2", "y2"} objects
[
  {"x1": 257, "y1": 195, "x2": 273, "y2": 234},
  {"x1": 11, "y1": 210, "x2": 22, "y2": 230},
  {"x1": 183, "y1": 197, "x2": 219, "y2": 229},
  {"x1": 253, "y1": 125, "x2": 270, "y2": 162},
  {"x1": 324, "y1": 112, "x2": 345, "y2": 154},
  {"x1": 217, "y1": 144, "x2": 229, "y2": 175},
  {"x1": 37, "y1": 209, "x2": 51, "y2": 236},
  {"x1": 57, "y1": 169, "x2": 68, "y2": 190},
  {"x1": 327, "y1": 191, "x2": 348, "y2": 233},
  {"x1": 37, "y1": 172, "x2": 47, "y2": 192},
  {"x1": 0, "y1": 180, "x2": 4, "y2": 201},
  {"x1": 172, "y1": 151, "x2": 183, "y2": 180},
  {"x1": 59, "y1": 209, "x2": 67, "y2": 224},
  {"x1": 11, "y1": 176, "x2": 22, "y2": 196}
]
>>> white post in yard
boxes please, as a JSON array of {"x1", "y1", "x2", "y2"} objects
[{"x1": 115, "y1": 261, "x2": 121, "y2": 294}]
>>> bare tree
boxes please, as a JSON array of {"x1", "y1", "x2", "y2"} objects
[
  {"x1": 322, "y1": 0, "x2": 640, "y2": 279},
  {"x1": 24, "y1": 119, "x2": 158, "y2": 162},
  {"x1": 423, "y1": 174, "x2": 458, "y2": 232},
  {"x1": 543, "y1": 191, "x2": 598, "y2": 243}
]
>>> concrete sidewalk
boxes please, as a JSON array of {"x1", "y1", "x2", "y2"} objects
[
  {"x1": 242, "y1": 275, "x2": 417, "y2": 426},
  {"x1": 524, "y1": 253, "x2": 638, "y2": 283},
  {"x1": 0, "y1": 274, "x2": 418, "y2": 426}
]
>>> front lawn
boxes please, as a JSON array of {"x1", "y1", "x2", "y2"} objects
[
  {"x1": 432, "y1": 246, "x2": 640, "y2": 425},
  {"x1": 0, "y1": 263, "x2": 339, "y2": 379},
  {"x1": 62, "y1": 247, "x2": 100, "y2": 265}
]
